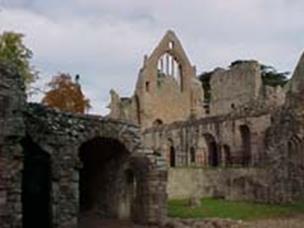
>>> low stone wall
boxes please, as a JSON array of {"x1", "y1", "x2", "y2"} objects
[{"x1": 168, "y1": 167, "x2": 268, "y2": 202}]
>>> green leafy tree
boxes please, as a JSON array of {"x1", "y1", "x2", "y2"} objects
[
  {"x1": 260, "y1": 64, "x2": 289, "y2": 87},
  {"x1": 0, "y1": 31, "x2": 38, "y2": 90}
]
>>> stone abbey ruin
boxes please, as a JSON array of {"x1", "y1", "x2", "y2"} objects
[
  {"x1": 1, "y1": 30, "x2": 304, "y2": 227},
  {"x1": 110, "y1": 31, "x2": 304, "y2": 209}
]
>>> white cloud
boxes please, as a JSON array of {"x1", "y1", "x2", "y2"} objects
[{"x1": 0, "y1": 0, "x2": 304, "y2": 114}]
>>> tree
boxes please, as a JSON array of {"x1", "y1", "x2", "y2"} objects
[
  {"x1": 0, "y1": 31, "x2": 38, "y2": 89},
  {"x1": 260, "y1": 64, "x2": 289, "y2": 87},
  {"x1": 42, "y1": 73, "x2": 91, "y2": 113}
]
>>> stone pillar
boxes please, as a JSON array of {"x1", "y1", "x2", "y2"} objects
[
  {"x1": 52, "y1": 146, "x2": 79, "y2": 228},
  {"x1": 0, "y1": 64, "x2": 26, "y2": 227},
  {"x1": 166, "y1": 54, "x2": 170, "y2": 75},
  {"x1": 131, "y1": 152, "x2": 167, "y2": 226},
  {"x1": 250, "y1": 132, "x2": 260, "y2": 166},
  {"x1": 171, "y1": 57, "x2": 175, "y2": 77}
]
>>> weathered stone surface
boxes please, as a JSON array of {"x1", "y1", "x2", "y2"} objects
[
  {"x1": 0, "y1": 62, "x2": 26, "y2": 228},
  {"x1": 2, "y1": 30, "x2": 304, "y2": 228},
  {"x1": 109, "y1": 30, "x2": 205, "y2": 128},
  {"x1": 0, "y1": 64, "x2": 168, "y2": 228},
  {"x1": 109, "y1": 31, "x2": 286, "y2": 129},
  {"x1": 109, "y1": 31, "x2": 304, "y2": 205}
]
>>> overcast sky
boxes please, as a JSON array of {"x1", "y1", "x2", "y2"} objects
[{"x1": 1, "y1": 0, "x2": 304, "y2": 114}]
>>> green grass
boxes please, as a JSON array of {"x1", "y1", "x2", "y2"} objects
[{"x1": 168, "y1": 198, "x2": 304, "y2": 221}]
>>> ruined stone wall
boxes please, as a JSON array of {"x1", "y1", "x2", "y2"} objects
[
  {"x1": 23, "y1": 104, "x2": 168, "y2": 227},
  {"x1": 260, "y1": 52, "x2": 304, "y2": 203},
  {"x1": 109, "y1": 33, "x2": 287, "y2": 130},
  {"x1": 142, "y1": 51, "x2": 304, "y2": 205},
  {"x1": 142, "y1": 108, "x2": 276, "y2": 203},
  {"x1": 0, "y1": 62, "x2": 168, "y2": 227},
  {"x1": 206, "y1": 61, "x2": 286, "y2": 117},
  {"x1": 0, "y1": 63, "x2": 26, "y2": 227},
  {"x1": 143, "y1": 111, "x2": 272, "y2": 168},
  {"x1": 209, "y1": 61, "x2": 262, "y2": 116},
  {"x1": 108, "y1": 90, "x2": 140, "y2": 125},
  {"x1": 109, "y1": 31, "x2": 205, "y2": 128},
  {"x1": 168, "y1": 168, "x2": 268, "y2": 201},
  {"x1": 262, "y1": 85, "x2": 286, "y2": 107}
]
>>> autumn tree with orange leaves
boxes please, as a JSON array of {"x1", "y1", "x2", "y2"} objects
[{"x1": 42, "y1": 73, "x2": 91, "y2": 113}]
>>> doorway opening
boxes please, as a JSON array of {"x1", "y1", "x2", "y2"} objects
[
  {"x1": 78, "y1": 137, "x2": 135, "y2": 221},
  {"x1": 21, "y1": 136, "x2": 52, "y2": 228}
]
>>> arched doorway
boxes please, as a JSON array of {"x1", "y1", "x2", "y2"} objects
[
  {"x1": 190, "y1": 147, "x2": 196, "y2": 164},
  {"x1": 204, "y1": 134, "x2": 220, "y2": 167},
  {"x1": 78, "y1": 137, "x2": 136, "y2": 223},
  {"x1": 170, "y1": 146, "x2": 176, "y2": 167},
  {"x1": 239, "y1": 125, "x2": 251, "y2": 166},
  {"x1": 21, "y1": 136, "x2": 52, "y2": 228}
]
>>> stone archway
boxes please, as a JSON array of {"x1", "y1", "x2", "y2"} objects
[
  {"x1": 21, "y1": 136, "x2": 52, "y2": 228},
  {"x1": 22, "y1": 106, "x2": 167, "y2": 228},
  {"x1": 190, "y1": 146, "x2": 196, "y2": 164},
  {"x1": 78, "y1": 137, "x2": 137, "y2": 224},
  {"x1": 169, "y1": 146, "x2": 176, "y2": 167},
  {"x1": 204, "y1": 133, "x2": 220, "y2": 167},
  {"x1": 240, "y1": 125, "x2": 251, "y2": 166}
]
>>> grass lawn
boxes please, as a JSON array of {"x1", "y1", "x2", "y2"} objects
[{"x1": 168, "y1": 198, "x2": 304, "y2": 221}]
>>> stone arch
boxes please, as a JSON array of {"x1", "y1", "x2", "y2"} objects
[
  {"x1": 203, "y1": 133, "x2": 220, "y2": 167},
  {"x1": 23, "y1": 111, "x2": 168, "y2": 227},
  {"x1": 144, "y1": 31, "x2": 195, "y2": 93},
  {"x1": 169, "y1": 146, "x2": 176, "y2": 167},
  {"x1": 190, "y1": 146, "x2": 196, "y2": 163},
  {"x1": 157, "y1": 52, "x2": 182, "y2": 87},
  {"x1": 167, "y1": 138, "x2": 176, "y2": 167},
  {"x1": 239, "y1": 124, "x2": 251, "y2": 166},
  {"x1": 21, "y1": 135, "x2": 52, "y2": 228},
  {"x1": 76, "y1": 122, "x2": 142, "y2": 156},
  {"x1": 78, "y1": 136, "x2": 138, "y2": 222},
  {"x1": 151, "y1": 32, "x2": 192, "y2": 71}
]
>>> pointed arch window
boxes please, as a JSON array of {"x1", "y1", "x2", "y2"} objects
[{"x1": 157, "y1": 53, "x2": 182, "y2": 87}]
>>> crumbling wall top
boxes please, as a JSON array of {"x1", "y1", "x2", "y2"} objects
[
  {"x1": 209, "y1": 61, "x2": 262, "y2": 116},
  {"x1": 290, "y1": 52, "x2": 304, "y2": 94}
]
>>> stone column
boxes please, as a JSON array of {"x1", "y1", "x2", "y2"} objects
[
  {"x1": 131, "y1": 152, "x2": 167, "y2": 226},
  {"x1": 250, "y1": 132, "x2": 260, "y2": 166},
  {"x1": 166, "y1": 54, "x2": 170, "y2": 75},
  {"x1": 51, "y1": 146, "x2": 79, "y2": 228}
]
